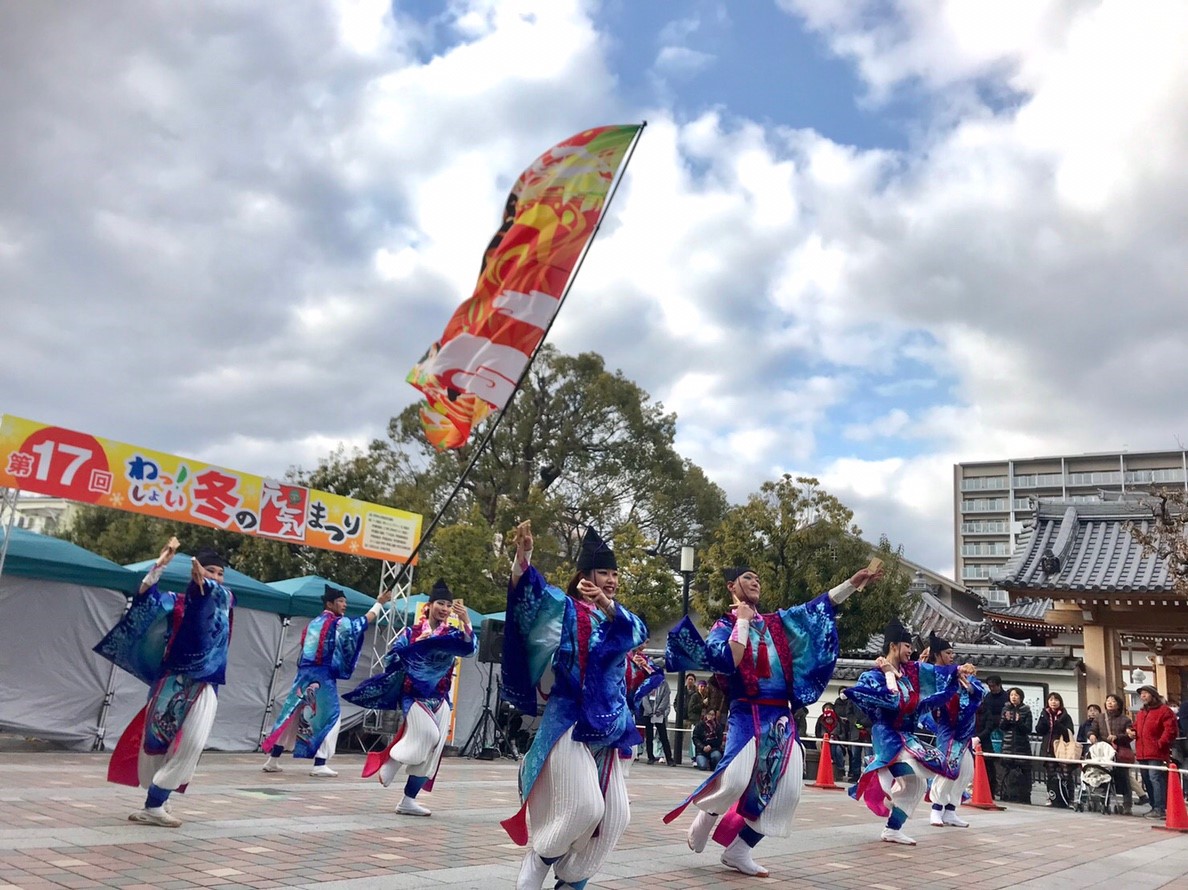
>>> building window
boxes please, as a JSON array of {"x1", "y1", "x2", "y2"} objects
[
  {"x1": 982, "y1": 588, "x2": 1009, "y2": 605},
  {"x1": 1067, "y1": 471, "x2": 1122, "y2": 486},
  {"x1": 960, "y1": 476, "x2": 1008, "y2": 491},
  {"x1": 1125, "y1": 468, "x2": 1185, "y2": 484},
  {"x1": 962, "y1": 542, "x2": 1011, "y2": 556},
  {"x1": 962, "y1": 498, "x2": 1008, "y2": 512},
  {"x1": 962, "y1": 565, "x2": 996, "y2": 579},
  {"x1": 961, "y1": 520, "x2": 1009, "y2": 534},
  {"x1": 1012, "y1": 472, "x2": 1063, "y2": 488}
]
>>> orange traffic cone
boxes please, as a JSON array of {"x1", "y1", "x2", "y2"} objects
[
  {"x1": 1153, "y1": 762, "x2": 1188, "y2": 834},
  {"x1": 966, "y1": 739, "x2": 1005, "y2": 811},
  {"x1": 813, "y1": 733, "x2": 843, "y2": 790}
]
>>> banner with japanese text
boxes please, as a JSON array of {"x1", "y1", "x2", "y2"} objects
[
  {"x1": 407, "y1": 123, "x2": 642, "y2": 449},
  {"x1": 0, "y1": 415, "x2": 422, "y2": 563}
]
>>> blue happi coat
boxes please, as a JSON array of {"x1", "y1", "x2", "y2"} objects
[
  {"x1": 663, "y1": 593, "x2": 840, "y2": 826},
  {"x1": 94, "y1": 578, "x2": 233, "y2": 757},
  {"x1": 498, "y1": 566, "x2": 648, "y2": 845},
  {"x1": 920, "y1": 675, "x2": 987, "y2": 763},
  {"x1": 263, "y1": 611, "x2": 370, "y2": 758},
  {"x1": 344, "y1": 620, "x2": 477, "y2": 714},
  {"x1": 843, "y1": 660, "x2": 964, "y2": 816}
]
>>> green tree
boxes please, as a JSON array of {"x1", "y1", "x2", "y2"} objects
[
  {"x1": 694, "y1": 475, "x2": 914, "y2": 652},
  {"x1": 390, "y1": 346, "x2": 728, "y2": 594}
]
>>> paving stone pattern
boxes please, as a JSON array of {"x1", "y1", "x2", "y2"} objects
[{"x1": 1, "y1": 752, "x2": 1186, "y2": 889}]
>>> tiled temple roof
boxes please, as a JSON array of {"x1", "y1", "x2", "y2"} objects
[{"x1": 994, "y1": 500, "x2": 1177, "y2": 593}]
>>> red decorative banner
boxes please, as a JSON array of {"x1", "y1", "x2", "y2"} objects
[
  {"x1": 0, "y1": 415, "x2": 422, "y2": 563},
  {"x1": 407, "y1": 124, "x2": 641, "y2": 449}
]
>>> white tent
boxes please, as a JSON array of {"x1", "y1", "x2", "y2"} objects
[
  {"x1": 0, "y1": 527, "x2": 140, "y2": 750},
  {"x1": 0, "y1": 528, "x2": 493, "y2": 755}
]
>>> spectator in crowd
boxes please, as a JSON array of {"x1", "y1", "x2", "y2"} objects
[
  {"x1": 998, "y1": 687, "x2": 1034, "y2": 803},
  {"x1": 704, "y1": 676, "x2": 726, "y2": 716},
  {"x1": 1133, "y1": 685, "x2": 1178, "y2": 820},
  {"x1": 1077, "y1": 704, "x2": 1103, "y2": 757},
  {"x1": 814, "y1": 702, "x2": 846, "y2": 775},
  {"x1": 794, "y1": 707, "x2": 809, "y2": 748},
  {"x1": 975, "y1": 675, "x2": 1008, "y2": 797},
  {"x1": 693, "y1": 708, "x2": 724, "y2": 771},
  {"x1": 1035, "y1": 692, "x2": 1076, "y2": 807},
  {"x1": 642, "y1": 673, "x2": 675, "y2": 765},
  {"x1": 684, "y1": 674, "x2": 705, "y2": 726},
  {"x1": 1178, "y1": 700, "x2": 1188, "y2": 769},
  {"x1": 833, "y1": 695, "x2": 867, "y2": 781},
  {"x1": 1101, "y1": 692, "x2": 1136, "y2": 814}
]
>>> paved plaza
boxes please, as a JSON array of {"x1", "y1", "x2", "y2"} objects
[{"x1": 1, "y1": 749, "x2": 1186, "y2": 890}]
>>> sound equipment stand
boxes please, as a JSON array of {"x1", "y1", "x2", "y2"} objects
[{"x1": 462, "y1": 661, "x2": 504, "y2": 759}]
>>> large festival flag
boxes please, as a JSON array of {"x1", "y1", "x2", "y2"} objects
[{"x1": 408, "y1": 124, "x2": 642, "y2": 449}]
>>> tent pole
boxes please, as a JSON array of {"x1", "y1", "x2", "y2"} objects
[
  {"x1": 0, "y1": 487, "x2": 20, "y2": 583},
  {"x1": 257, "y1": 615, "x2": 291, "y2": 751},
  {"x1": 94, "y1": 595, "x2": 133, "y2": 751},
  {"x1": 360, "y1": 560, "x2": 413, "y2": 748}
]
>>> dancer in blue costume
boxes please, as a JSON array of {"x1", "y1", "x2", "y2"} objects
[
  {"x1": 843, "y1": 617, "x2": 976, "y2": 845},
  {"x1": 501, "y1": 522, "x2": 648, "y2": 890},
  {"x1": 345, "y1": 579, "x2": 476, "y2": 816},
  {"x1": 93, "y1": 538, "x2": 233, "y2": 828},
  {"x1": 919, "y1": 630, "x2": 986, "y2": 828},
  {"x1": 261, "y1": 584, "x2": 391, "y2": 777},
  {"x1": 664, "y1": 563, "x2": 883, "y2": 879}
]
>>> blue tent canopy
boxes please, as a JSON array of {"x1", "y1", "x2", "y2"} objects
[
  {"x1": 124, "y1": 553, "x2": 288, "y2": 614},
  {"x1": 0, "y1": 527, "x2": 140, "y2": 593},
  {"x1": 267, "y1": 575, "x2": 377, "y2": 619}
]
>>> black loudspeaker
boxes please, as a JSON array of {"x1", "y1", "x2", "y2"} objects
[{"x1": 477, "y1": 617, "x2": 505, "y2": 664}]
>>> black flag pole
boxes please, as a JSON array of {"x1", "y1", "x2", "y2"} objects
[{"x1": 389, "y1": 122, "x2": 648, "y2": 590}]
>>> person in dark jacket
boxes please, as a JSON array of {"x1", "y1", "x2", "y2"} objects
[
  {"x1": 684, "y1": 674, "x2": 705, "y2": 726},
  {"x1": 998, "y1": 687, "x2": 1034, "y2": 803},
  {"x1": 1101, "y1": 693, "x2": 1135, "y2": 814},
  {"x1": 1035, "y1": 692, "x2": 1076, "y2": 807},
  {"x1": 832, "y1": 695, "x2": 867, "y2": 781},
  {"x1": 1133, "y1": 685, "x2": 1178, "y2": 819},
  {"x1": 1077, "y1": 704, "x2": 1103, "y2": 757},
  {"x1": 692, "y1": 708, "x2": 724, "y2": 771},
  {"x1": 975, "y1": 675, "x2": 1008, "y2": 798}
]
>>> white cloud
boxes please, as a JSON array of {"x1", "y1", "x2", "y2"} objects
[
  {"x1": 3, "y1": 0, "x2": 1188, "y2": 581},
  {"x1": 654, "y1": 46, "x2": 715, "y2": 77}
]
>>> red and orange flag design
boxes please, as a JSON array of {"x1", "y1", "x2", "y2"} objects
[{"x1": 408, "y1": 124, "x2": 641, "y2": 449}]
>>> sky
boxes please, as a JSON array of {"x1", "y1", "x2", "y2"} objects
[{"x1": 2, "y1": 0, "x2": 1187, "y2": 578}]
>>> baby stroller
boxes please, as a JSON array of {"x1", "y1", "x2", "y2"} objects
[{"x1": 1075, "y1": 740, "x2": 1119, "y2": 814}]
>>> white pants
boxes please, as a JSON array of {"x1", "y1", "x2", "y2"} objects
[
  {"x1": 930, "y1": 748, "x2": 974, "y2": 808},
  {"x1": 528, "y1": 728, "x2": 631, "y2": 883},
  {"x1": 272, "y1": 714, "x2": 341, "y2": 761},
  {"x1": 880, "y1": 750, "x2": 931, "y2": 825},
  {"x1": 691, "y1": 738, "x2": 804, "y2": 838},
  {"x1": 138, "y1": 684, "x2": 218, "y2": 791},
  {"x1": 390, "y1": 701, "x2": 450, "y2": 779}
]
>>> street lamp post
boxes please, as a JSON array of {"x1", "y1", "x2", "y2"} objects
[{"x1": 673, "y1": 545, "x2": 695, "y2": 765}]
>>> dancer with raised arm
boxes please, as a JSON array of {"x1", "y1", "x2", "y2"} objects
[
  {"x1": 345, "y1": 580, "x2": 476, "y2": 816},
  {"x1": 919, "y1": 631, "x2": 985, "y2": 828},
  {"x1": 843, "y1": 618, "x2": 976, "y2": 845},
  {"x1": 664, "y1": 561, "x2": 883, "y2": 879},
  {"x1": 501, "y1": 522, "x2": 648, "y2": 890},
  {"x1": 261, "y1": 584, "x2": 391, "y2": 776},
  {"x1": 94, "y1": 538, "x2": 233, "y2": 828}
]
